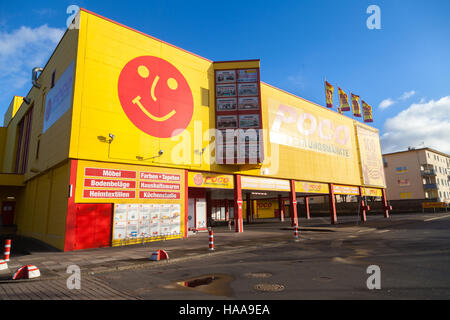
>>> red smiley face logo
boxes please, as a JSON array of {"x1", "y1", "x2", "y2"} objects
[{"x1": 118, "y1": 56, "x2": 194, "y2": 138}]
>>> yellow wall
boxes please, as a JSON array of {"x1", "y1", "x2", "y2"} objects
[
  {"x1": 68, "y1": 10, "x2": 380, "y2": 189},
  {"x1": 3, "y1": 96, "x2": 23, "y2": 127},
  {"x1": 14, "y1": 160, "x2": 70, "y2": 250},
  {"x1": 1, "y1": 27, "x2": 78, "y2": 179},
  {"x1": 70, "y1": 10, "x2": 213, "y2": 171}
]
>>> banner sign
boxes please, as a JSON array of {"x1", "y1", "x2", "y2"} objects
[
  {"x1": 241, "y1": 176, "x2": 290, "y2": 191},
  {"x1": 356, "y1": 125, "x2": 386, "y2": 187},
  {"x1": 351, "y1": 93, "x2": 361, "y2": 117},
  {"x1": 333, "y1": 184, "x2": 360, "y2": 195},
  {"x1": 43, "y1": 61, "x2": 74, "y2": 133},
  {"x1": 76, "y1": 160, "x2": 185, "y2": 203},
  {"x1": 325, "y1": 81, "x2": 334, "y2": 108},
  {"x1": 362, "y1": 100, "x2": 373, "y2": 123},
  {"x1": 422, "y1": 202, "x2": 446, "y2": 209},
  {"x1": 294, "y1": 181, "x2": 329, "y2": 194},
  {"x1": 362, "y1": 187, "x2": 383, "y2": 197},
  {"x1": 338, "y1": 87, "x2": 351, "y2": 111},
  {"x1": 188, "y1": 172, "x2": 234, "y2": 189}
]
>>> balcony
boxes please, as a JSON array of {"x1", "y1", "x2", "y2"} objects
[
  {"x1": 423, "y1": 183, "x2": 438, "y2": 190},
  {"x1": 421, "y1": 169, "x2": 436, "y2": 176}
]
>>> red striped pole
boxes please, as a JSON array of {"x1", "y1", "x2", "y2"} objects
[
  {"x1": 294, "y1": 226, "x2": 299, "y2": 239},
  {"x1": 208, "y1": 229, "x2": 215, "y2": 251},
  {"x1": 4, "y1": 239, "x2": 11, "y2": 262}
]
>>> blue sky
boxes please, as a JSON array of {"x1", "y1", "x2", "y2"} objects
[{"x1": 1, "y1": 0, "x2": 449, "y2": 153}]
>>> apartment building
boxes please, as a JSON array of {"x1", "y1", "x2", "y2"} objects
[{"x1": 383, "y1": 147, "x2": 450, "y2": 203}]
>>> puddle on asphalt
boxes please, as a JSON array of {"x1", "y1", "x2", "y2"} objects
[{"x1": 162, "y1": 273, "x2": 234, "y2": 297}]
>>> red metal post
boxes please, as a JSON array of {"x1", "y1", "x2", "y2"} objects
[
  {"x1": 290, "y1": 180, "x2": 298, "y2": 227},
  {"x1": 184, "y1": 170, "x2": 188, "y2": 238},
  {"x1": 3, "y1": 239, "x2": 11, "y2": 262},
  {"x1": 234, "y1": 175, "x2": 244, "y2": 232},
  {"x1": 329, "y1": 183, "x2": 337, "y2": 224},
  {"x1": 359, "y1": 186, "x2": 367, "y2": 222},
  {"x1": 304, "y1": 196, "x2": 310, "y2": 220},
  {"x1": 208, "y1": 229, "x2": 214, "y2": 251},
  {"x1": 381, "y1": 188, "x2": 391, "y2": 218}
]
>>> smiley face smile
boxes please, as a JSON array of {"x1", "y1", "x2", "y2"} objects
[
  {"x1": 118, "y1": 56, "x2": 194, "y2": 138},
  {"x1": 132, "y1": 95, "x2": 176, "y2": 122}
]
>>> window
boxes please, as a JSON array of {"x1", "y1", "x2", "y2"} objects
[
  {"x1": 35, "y1": 139, "x2": 40, "y2": 160},
  {"x1": 14, "y1": 105, "x2": 33, "y2": 174},
  {"x1": 51, "y1": 70, "x2": 56, "y2": 88}
]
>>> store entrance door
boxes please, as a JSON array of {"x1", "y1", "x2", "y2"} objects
[
  {"x1": 188, "y1": 188, "x2": 207, "y2": 232},
  {"x1": 1, "y1": 201, "x2": 15, "y2": 226}
]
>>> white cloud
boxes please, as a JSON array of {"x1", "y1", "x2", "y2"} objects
[
  {"x1": 0, "y1": 24, "x2": 64, "y2": 108},
  {"x1": 381, "y1": 96, "x2": 450, "y2": 154},
  {"x1": 378, "y1": 90, "x2": 417, "y2": 110},
  {"x1": 379, "y1": 98, "x2": 395, "y2": 110},
  {"x1": 399, "y1": 90, "x2": 416, "y2": 100}
]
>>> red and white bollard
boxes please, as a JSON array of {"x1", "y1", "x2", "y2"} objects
[
  {"x1": 4, "y1": 239, "x2": 11, "y2": 262},
  {"x1": 208, "y1": 229, "x2": 215, "y2": 251},
  {"x1": 294, "y1": 226, "x2": 299, "y2": 240}
]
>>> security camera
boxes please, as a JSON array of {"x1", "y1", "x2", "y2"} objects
[
  {"x1": 108, "y1": 133, "x2": 115, "y2": 141},
  {"x1": 158, "y1": 150, "x2": 164, "y2": 156}
]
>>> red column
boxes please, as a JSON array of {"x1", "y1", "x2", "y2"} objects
[
  {"x1": 381, "y1": 188, "x2": 391, "y2": 218},
  {"x1": 278, "y1": 194, "x2": 284, "y2": 222},
  {"x1": 184, "y1": 170, "x2": 188, "y2": 238},
  {"x1": 304, "y1": 196, "x2": 310, "y2": 220},
  {"x1": 290, "y1": 180, "x2": 298, "y2": 227},
  {"x1": 329, "y1": 183, "x2": 337, "y2": 224},
  {"x1": 64, "y1": 160, "x2": 78, "y2": 251},
  {"x1": 359, "y1": 187, "x2": 367, "y2": 222},
  {"x1": 234, "y1": 175, "x2": 243, "y2": 232}
]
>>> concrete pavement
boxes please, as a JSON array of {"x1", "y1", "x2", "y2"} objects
[{"x1": 0, "y1": 213, "x2": 437, "y2": 282}]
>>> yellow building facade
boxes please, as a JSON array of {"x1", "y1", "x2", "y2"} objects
[{"x1": 0, "y1": 9, "x2": 390, "y2": 251}]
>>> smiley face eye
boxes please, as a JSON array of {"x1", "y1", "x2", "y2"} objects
[
  {"x1": 167, "y1": 77, "x2": 178, "y2": 90},
  {"x1": 138, "y1": 65, "x2": 150, "y2": 78}
]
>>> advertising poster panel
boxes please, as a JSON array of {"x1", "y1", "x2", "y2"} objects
[
  {"x1": 43, "y1": 61, "x2": 75, "y2": 133},
  {"x1": 214, "y1": 62, "x2": 263, "y2": 164},
  {"x1": 195, "y1": 199, "x2": 207, "y2": 231},
  {"x1": 356, "y1": 125, "x2": 386, "y2": 187},
  {"x1": 113, "y1": 204, "x2": 127, "y2": 241}
]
